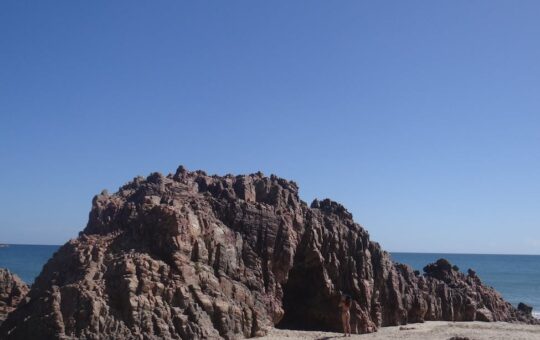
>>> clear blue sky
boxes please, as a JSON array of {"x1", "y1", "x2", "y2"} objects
[{"x1": 1, "y1": 1, "x2": 539, "y2": 254}]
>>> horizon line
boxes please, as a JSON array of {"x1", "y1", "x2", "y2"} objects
[
  {"x1": 390, "y1": 250, "x2": 540, "y2": 256},
  {"x1": 2, "y1": 243, "x2": 540, "y2": 256}
]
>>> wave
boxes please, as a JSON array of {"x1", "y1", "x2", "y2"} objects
[{"x1": 533, "y1": 311, "x2": 540, "y2": 319}]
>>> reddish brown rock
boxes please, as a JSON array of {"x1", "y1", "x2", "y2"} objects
[
  {"x1": 0, "y1": 269, "x2": 28, "y2": 324},
  {"x1": 0, "y1": 167, "x2": 537, "y2": 339}
]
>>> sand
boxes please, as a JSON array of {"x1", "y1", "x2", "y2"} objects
[{"x1": 262, "y1": 321, "x2": 540, "y2": 340}]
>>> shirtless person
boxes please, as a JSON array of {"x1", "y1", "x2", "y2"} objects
[{"x1": 339, "y1": 294, "x2": 352, "y2": 336}]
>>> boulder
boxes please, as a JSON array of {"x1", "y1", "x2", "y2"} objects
[{"x1": 517, "y1": 302, "x2": 533, "y2": 317}]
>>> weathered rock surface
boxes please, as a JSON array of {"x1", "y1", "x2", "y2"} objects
[
  {"x1": 1, "y1": 167, "x2": 537, "y2": 339},
  {"x1": 0, "y1": 269, "x2": 28, "y2": 324}
]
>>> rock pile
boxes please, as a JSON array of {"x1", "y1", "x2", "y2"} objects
[
  {"x1": 0, "y1": 167, "x2": 536, "y2": 339},
  {"x1": 0, "y1": 269, "x2": 28, "y2": 324}
]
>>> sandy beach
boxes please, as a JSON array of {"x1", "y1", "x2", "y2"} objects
[{"x1": 262, "y1": 321, "x2": 540, "y2": 340}]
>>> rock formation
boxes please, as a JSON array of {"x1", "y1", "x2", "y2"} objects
[
  {"x1": 0, "y1": 269, "x2": 28, "y2": 324},
  {"x1": 0, "y1": 167, "x2": 537, "y2": 339}
]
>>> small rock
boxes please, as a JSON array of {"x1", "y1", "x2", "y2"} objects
[
  {"x1": 0, "y1": 269, "x2": 28, "y2": 324},
  {"x1": 518, "y1": 302, "x2": 533, "y2": 317}
]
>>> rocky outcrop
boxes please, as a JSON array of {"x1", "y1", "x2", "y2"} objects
[
  {"x1": 0, "y1": 269, "x2": 28, "y2": 324},
  {"x1": 0, "y1": 167, "x2": 537, "y2": 339}
]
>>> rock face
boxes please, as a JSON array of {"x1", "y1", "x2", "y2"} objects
[
  {"x1": 0, "y1": 269, "x2": 28, "y2": 324},
  {"x1": 0, "y1": 167, "x2": 537, "y2": 339}
]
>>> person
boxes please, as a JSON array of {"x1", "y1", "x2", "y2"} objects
[{"x1": 339, "y1": 294, "x2": 352, "y2": 337}]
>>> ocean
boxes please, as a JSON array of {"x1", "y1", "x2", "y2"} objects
[
  {"x1": 0, "y1": 244, "x2": 60, "y2": 284},
  {"x1": 0, "y1": 245, "x2": 538, "y2": 318}
]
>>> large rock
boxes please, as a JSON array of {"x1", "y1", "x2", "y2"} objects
[
  {"x1": 1, "y1": 167, "x2": 537, "y2": 339},
  {"x1": 0, "y1": 269, "x2": 28, "y2": 324}
]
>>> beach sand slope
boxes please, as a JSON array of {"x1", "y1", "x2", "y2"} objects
[{"x1": 264, "y1": 321, "x2": 540, "y2": 340}]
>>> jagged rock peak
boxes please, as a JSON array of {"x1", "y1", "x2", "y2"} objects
[
  {"x1": 311, "y1": 198, "x2": 353, "y2": 220},
  {"x1": 85, "y1": 166, "x2": 303, "y2": 237},
  {"x1": 171, "y1": 165, "x2": 300, "y2": 203}
]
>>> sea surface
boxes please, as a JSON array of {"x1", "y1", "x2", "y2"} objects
[
  {"x1": 0, "y1": 244, "x2": 60, "y2": 283},
  {"x1": 0, "y1": 245, "x2": 538, "y2": 318}
]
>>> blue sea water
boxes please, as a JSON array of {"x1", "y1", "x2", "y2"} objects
[
  {"x1": 0, "y1": 244, "x2": 60, "y2": 284},
  {"x1": 391, "y1": 252, "x2": 540, "y2": 318},
  {"x1": 0, "y1": 245, "x2": 538, "y2": 318}
]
